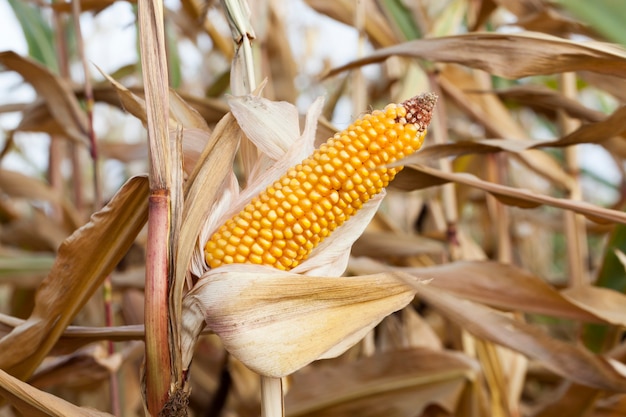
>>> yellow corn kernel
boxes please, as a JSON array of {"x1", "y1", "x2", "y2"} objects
[{"x1": 205, "y1": 93, "x2": 437, "y2": 271}]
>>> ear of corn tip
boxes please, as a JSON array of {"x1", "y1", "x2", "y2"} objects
[{"x1": 205, "y1": 93, "x2": 438, "y2": 271}]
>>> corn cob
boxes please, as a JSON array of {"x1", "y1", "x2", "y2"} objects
[{"x1": 205, "y1": 93, "x2": 437, "y2": 271}]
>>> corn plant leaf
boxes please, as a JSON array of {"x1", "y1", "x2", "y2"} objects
[
  {"x1": 6, "y1": 0, "x2": 57, "y2": 70},
  {"x1": 325, "y1": 31, "x2": 626, "y2": 79},
  {"x1": 0, "y1": 367, "x2": 113, "y2": 417},
  {"x1": 0, "y1": 252, "x2": 53, "y2": 286},
  {"x1": 412, "y1": 284, "x2": 626, "y2": 392},
  {"x1": 90, "y1": 84, "x2": 229, "y2": 126},
  {"x1": 1, "y1": 208, "x2": 70, "y2": 252},
  {"x1": 0, "y1": 168, "x2": 82, "y2": 231},
  {"x1": 558, "y1": 0, "x2": 626, "y2": 45},
  {"x1": 0, "y1": 176, "x2": 149, "y2": 380},
  {"x1": 16, "y1": 101, "x2": 73, "y2": 137},
  {"x1": 392, "y1": 164, "x2": 626, "y2": 224},
  {"x1": 351, "y1": 231, "x2": 446, "y2": 258},
  {"x1": 349, "y1": 258, "x2": 608, "y2": 323},
  {"x1": 0, "y1": 51, "x2": 88, "y2": 144},
  {"x1": 29, "y1": 344, "x2": 122, "y2": 389},
  {"x1": 561, "y1": 286, "x2": 626, "y2": 327},
  {"x1": 532, "y1": 382, "x2": 604, "y2": 417},
  {"x1": 285, "y1": 348, "x2": 477, "y2": 417},
  {"x1": 494, "y1": 85, "x2": 605, "y2": 122},
  {"x1": 305, "y1": 0, "x2": 400, "y2": 47},
  {"x1": 185, "y1": 266, "x2": 422, "y2": 377},
  {"x1": 50, "y1": 0, "x2": 120, "y2": 12}
]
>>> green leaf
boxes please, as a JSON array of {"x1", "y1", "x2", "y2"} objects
[
  {"x1": 558, "y1": 0, "x2": 626, "y2": 46},
  {"x1": 166, "y1": 21, "x2": 182, "y2": 88},
  {"x1": 378, "y1": 0, "x2": 422, "y2": 40},
  {"x1": 583, "y1": 223, "x2": 626, "y2": 352},
  {"x1": 7, "y1": 0, "x2": 58, "y2": 71}
]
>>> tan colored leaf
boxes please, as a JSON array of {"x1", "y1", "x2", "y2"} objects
[
  {"x1": 325, "y1": 31, "x2": 626, "y2": 79},
  {"x1": 285, "y1": 348, "x2": 477, "y2": 417},
  {"x1": 0, "y1": 367, "x2": 113, "y2": 417},
  {"x1": 0, "y1": 51, "x2": 89, "y2": 144},
  {"x1": 90, "y1": 85, "x2": 229, "y2": 126},
  {"x1": 169, "y1": 89, "x2": 211, "y2": 130},
  {"x1": 413, "y1": 284, "x2": 626, "y2": 392},
  {"x1": 536, "y1": 106, "x2": 626, "y2": 148},
  {"x1": 351, "y1": 231, "x2": 446, "y2": 258},
  {"x1": 438, "y1": 70, "x2": 575, "y2": 190},
  {"x1": 185, "y1": 267, "x2": 422, "y2": 377},
  {"x1": 15, "y1": 101, "x2": 67, "y2": 137},
  {"x1": 99, "y1": 142, "x2": 148, "y2": 163},
  {"x1": 516, "y1": 7, "x2": 593, "y2": 37},
  {"x1": 409, "y1": 139, "x2": 533, "y2": 164},
  {"x1": 1, "y1": 208, "x2": 70, "y2": 251},
  {"x1": 0, "y1": 176, "x2": 149, "y2": 380},
  {"x1": 495, "y1": 85, "x2": 605, "y2": 123},
  {"x1": 349, "y1": 258, "x2": 604, "y2": 323},
  {"x1": 98, "y1": 70, "x2": 148, "y2": 124},
  {"x1": 50, "y1": 0, "x2": 125, "y2": 12},
  {"x1": 392, "y1": 164, "x2": 626, "y2": 224},
  {"x1": 305, "y1": 0, "x2": 399, "y2": 47},
  {"x1": 581, "y1": 71, "x2": 626, "y2": 103},
  {"x1": 561, "y1": 286, "x2": 626, "y2": 327},
  {"x1": 29, "y1": 344, "x2": 122, "y2": 389},
  {"x1": 0, "y1": 169, "x2": 82, "y2": 230},
  {"x1": 266, "y1": 2, "x2": 298, "y2": 102},
  {"x1": 532, "y1": 382, "x2": 603, "y2": 417}
]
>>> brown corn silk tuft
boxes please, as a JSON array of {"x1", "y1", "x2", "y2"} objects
[{"x1": 205, "y1": 93, "x2": 437, "y2": 270}]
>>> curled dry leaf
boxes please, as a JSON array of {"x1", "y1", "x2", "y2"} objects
[
  {"x1": 184, "y1": 265, "x2": 424, "y2": 377},
  {"x1": 561, "y1": 286, "x2": 626, "y2": 327},
  {"x1": 285, "y1": 348, "x2": 478, "y2": 417},
  {"x1": 351, "y1": 231, "x2": 446, "y2": 259},
  {"x1": 0, "y1": 51, "x2": 89, "y2": 144},
  {"x1": 535, "y1": 106, "x2": 626, "y2": 148},
  {"x1": 325, "y1": 31, "x2": 626, "y2": 79},
  {"x1": 495, "y1": 85, "x2": 605, "y2": 122},
  {"x1": 349, "y1": 258, "x2": 605, "y2": 323},
  {"x1": 0, "y1": 169, "x2": 82, "y2": 231},
  {"x1": 30, "y1": 344, "x2": 122, "y2": 389},
  {"x1": 410, "y1": 284, "x2": 626, "y2": 392},
  {"x1": 305, "y1": 0, "x2": 400, "y2": 47},
  {"x1": 0, "y1": 176, "x2": 149, "y2": 380},
  {"x1": 100, "y1": 70, "x2": 218, "y2": 174},
  {"x1": 0, "y1": 368, "x2": 113, "y2": 417},
  {"x1": 392, "y1": 164, "x2": 626, "y2": 224}
]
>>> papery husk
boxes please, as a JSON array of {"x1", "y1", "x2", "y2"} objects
[{"x1": 184, "y1": 266, "x2": 424, "y2": 377}]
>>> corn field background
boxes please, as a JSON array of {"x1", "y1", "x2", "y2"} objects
[{"x1": 1, "y1": 0, "x2": 626, "y2": 416}]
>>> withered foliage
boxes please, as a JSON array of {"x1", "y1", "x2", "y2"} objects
[{"x1": 1, "y1": 0, "x2": 626, "y2": 416}]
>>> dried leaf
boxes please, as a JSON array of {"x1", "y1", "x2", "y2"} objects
[
  {"x1": 0, "y1": 176, "x2": 149, "y2": 380},
  {"x1": 349, "y1": 258, "x2": 605, "y2": 323},
  {"x1": 0, "y1": 51, "x2": 89, "y2": 144},
  {"x1": 351, "y1": 231, "x2": 446, "y2": 258},
  {"x1": 0, "y1": 169, "x2": 82, "y2": 230},
  {"x1": 535, "y1": 106, "x2": 626, "y2": 148},
  {"x1": 413, "y1": 284, "x2": 626, "y2": 392},
  {"x1": 495, "y1": 85, "x2": 605, "y2": 122},
  {"x1": 326, "y1": 31, "x2": 626, "y2": 79},
  {"x1": 561, "y1": 286, "x2": 626, "y2": 327},
  {"x1": 0, "y1": 367, "x2": 113, "y2": 416},
  {"x1": 285, "y1": 348, "x2": 477, "y2": 417},
  {"x1": 393, "y1": 164, "x2": 626, "y2": 224},
  {"x1": 306, "y1": 0, "x2": 400, "y2": 47}
]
